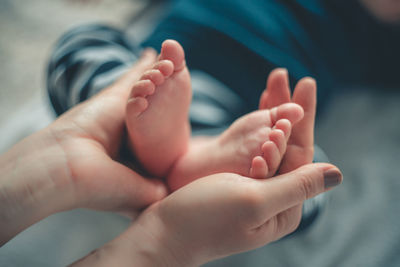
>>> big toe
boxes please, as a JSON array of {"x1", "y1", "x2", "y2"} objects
[
  {"x1": 271, "y1": 103, "x2": 304, "y2": 124},
  {"x1": 159, "y1": 39, "x2": 186, "y2": 71}
]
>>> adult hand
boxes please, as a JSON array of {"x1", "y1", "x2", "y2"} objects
[
  {"x1": 0, "y1": 49, "x2": 168, "y2": 245},
  {"x1": 71, "y1": 163, "x2": 342, "y2": 267},
  {"x1": 258, "y1": 69, "x2": 318, "y2": 231}
]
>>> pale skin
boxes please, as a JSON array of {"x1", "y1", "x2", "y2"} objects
[
  {"x1": 0, "y1": 51, "x2": 343, "y2": 265},
  {"x1": 126, "y1": 40, "x2": 305, "y2": 191},
  {"x1": 7, "y1": 0, "x2": 394, "y2": 263},
  {"x1": 70, "y1": 165, "x2": 342, "y2": 267},
  {"x1": 0, "y1": 49, "x2": 165, "y2": 244}
]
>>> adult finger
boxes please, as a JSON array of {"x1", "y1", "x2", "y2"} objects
[
  {"x1": 77, "y1": 154, "x2": 168, "y2": 213},
  {"x1": 289, "y1": 77, "x2": 316, "y2": 151},
  {"x1": 258, "y1": 163, "x2": 342, "y2": 219},
  {"x1": 259, "y1": 68, "x2": 291, "y2": 110},
  {"x1": 278, "y1": 77, "x2": 316, "y2": 174}
]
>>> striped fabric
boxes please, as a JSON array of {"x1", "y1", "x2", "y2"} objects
[
  {"x1": 47, "y1": 24, "x2": 140, "y2": 115},
  {"x1": 46, "y1": 24, "x2": 245, "y2": 131}
]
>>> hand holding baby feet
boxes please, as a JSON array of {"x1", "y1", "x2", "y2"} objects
[{"x1": 126, "y1": 40, "x2": 192, "y2": 178}]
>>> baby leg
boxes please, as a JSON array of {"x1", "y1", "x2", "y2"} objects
[{"x1": 126, "y1": 40, "x2": 192, "y2": 177}]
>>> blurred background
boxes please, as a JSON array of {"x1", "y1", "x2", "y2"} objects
[
  {"x1": 0, "y1": 0, "x2": 156, "y2": 153},
  {"x1": 1, "y1": 0, "x2": 400, "y2": 266}
]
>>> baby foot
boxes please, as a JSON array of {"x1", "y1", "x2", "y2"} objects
[
  {"x1": 216, "y1": 103, "x2": 303, "y2": 179},
  {"x1": 250, "y1": 118, "x2": 292, "y2": 179},
  {"x1": 167, "y1": 103, "x2": 304, "y2": 191},
  {"x1": 126, "y1": 40, "x2": 192, "y2": 177}
]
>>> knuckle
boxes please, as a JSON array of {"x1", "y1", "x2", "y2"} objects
[
  {"x1": 235, "y1": 185, "x2": 264, "y2": 219},
  {"x1": 77, "y1": 243, "x2": 114, "y2": 264},
  {"x1": 278, "y1": 209, "x2": 302, "y2": 237},
  {"x1": 296, "y1": 173, "x2": 315, "y2": 200},
  {"x1": 240, "y1": 188, "x2": 263, "y2": 207},
  {"x1": 288, "y1": 213, "x2": 302, "y2": 233}
]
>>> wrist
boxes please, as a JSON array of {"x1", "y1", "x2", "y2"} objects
[
  {"x1": 71, "y1": 203, "x2": 198, "y2": 267},
  {"x1": 0, "y1": 129, "x2": 75, "y2": 245},
  {"x1": 121, "y1": 203, "x2": 197, "y2": 267}
]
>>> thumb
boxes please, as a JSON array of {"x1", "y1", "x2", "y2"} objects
[
  {"x1": 82, "y1": 158, "x2": 168, "y2": 212},
  {"x1": 260, "y1": 163, "x2": 342, "y2": 216}
]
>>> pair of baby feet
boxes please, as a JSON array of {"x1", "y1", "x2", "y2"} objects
[{"x1": 126, "y1": 40, "x2": 309, "y2": 191}]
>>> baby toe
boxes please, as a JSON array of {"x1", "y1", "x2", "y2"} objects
[
  {"x1": 262, "y1": 141, "x2": 281, "y2": 176},
  {"x1": 250, "y1": 156, "x2": 269, "y2": 179},
  {"x1": 130, "y1": 80, "x2": 156, "y2": 98},
  {"x1": 127, "y1": 97, "x2": 148, "y2": 117},
  {"x1": 154, "y1": 60, "x2": 174, "y2": 77},
  {"x1": 141, "y1": 69, "x2": 165, "y2": 86}
]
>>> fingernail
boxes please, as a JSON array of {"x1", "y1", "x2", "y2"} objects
[{"x1": 324, "y1": 168, "x2": 342, "y2": 189}]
